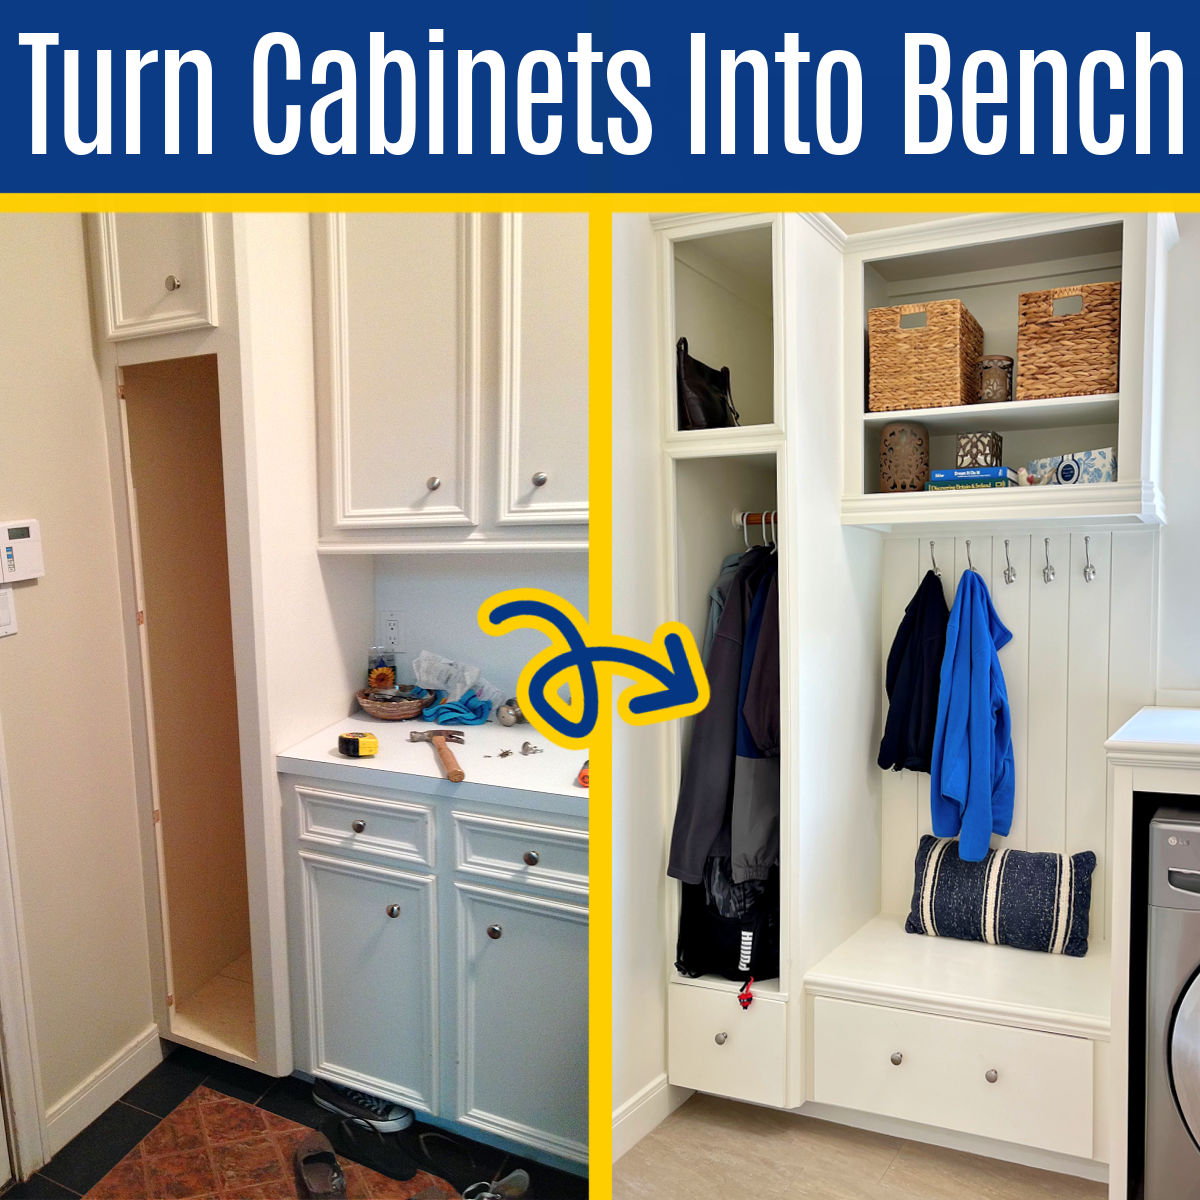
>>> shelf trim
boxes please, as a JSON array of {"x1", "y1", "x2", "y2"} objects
[{"x1": 862, "y1": 393, "x2": 1119, "y2": 433}]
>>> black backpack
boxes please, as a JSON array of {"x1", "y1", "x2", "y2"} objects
[{"x1": 674, "y1": 875, "x2": 779, "y2": 982}]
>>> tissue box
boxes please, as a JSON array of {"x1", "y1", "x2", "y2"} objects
[{"x1": 1028, "y1": 447, "x2": 1117, "y2": 486}]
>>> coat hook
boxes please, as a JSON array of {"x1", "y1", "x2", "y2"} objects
[
  {"x1": 1043, "y1": 538, "x2": 1056, "y2": 584},
  {"x1": 965, "y1": 539, "x2": 974, "y2": 572},
  {"x1": 1083, "y1": 535, "x2": 1097, "y2": 583},
  {"x1": 929, "y1": 540, "x2": 941, "y2": 578},
  {"x1": 1003, "y1": 539, "x2": 1017, "y2": 586}
]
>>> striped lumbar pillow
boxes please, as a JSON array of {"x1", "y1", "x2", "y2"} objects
[{"x1": 905, "y1": 835, "x2": 1097, "y2": 957}]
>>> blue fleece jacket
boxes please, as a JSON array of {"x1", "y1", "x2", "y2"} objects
[{"x1": 930, "y1": 570, "x2": 1014, "y2": 862}]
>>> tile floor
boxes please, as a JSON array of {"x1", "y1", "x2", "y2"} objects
[
  {"x1": 613, "y1": 1093, "x2": 1108, "y2": 1200},
  {"x1": 3, "y1": 1047, "x2": 587, "y2": 1200}
]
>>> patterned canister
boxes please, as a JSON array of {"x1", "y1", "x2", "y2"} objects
[
  {"x1": 879, "y1": 422, "x2": 931, "y2": 492},
  {"x1": 977, "y1": 355, "x2": 1014, "y2": 404}
]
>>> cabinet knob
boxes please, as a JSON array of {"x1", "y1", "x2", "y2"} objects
[
  {"x1": 714, "y1": 1032, "x2": 728, "y2": 1046},
  {"x1": 985, "y1": 1068, "x2": 999, "y2": 1084},
  {"x1": 164, "y1": 274, "x2": 183, "y2": 292},
  {"x1": 426, "y1": 476, "x2": 442, "y2": 491},
  {"x1": 352, "y1": 819, "x2": 366, "y2": 834},
  {"x1": 523, "y1": 850, "x2": 540, "y2": 866},
  {"x1": 386, "y1": 904, "x2": 401, "y2": 918},
  {"x1": 890, "y1": 1051, "x2": 903, "y2": 1066},
  {"x1": 486, "y1": 924, "x2": 503, "y2": 940},
  {"x1": 532, "y1": 472, "x2": 548, "y2": 488}
]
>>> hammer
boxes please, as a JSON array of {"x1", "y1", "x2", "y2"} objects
[{"x1": 408, "y1": 728, "x2": 466, "y2": 782}]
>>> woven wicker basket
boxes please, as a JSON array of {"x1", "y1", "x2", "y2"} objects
[
  {"x1": 868, "y1": 300, "x2": 984, "y2": 411},
  {"x1": 1016, "y1": 282, "x2": 1121, "y2": 401},
  {"x1": 355, "y1": 688, "x2": 437, "y2": 720}
]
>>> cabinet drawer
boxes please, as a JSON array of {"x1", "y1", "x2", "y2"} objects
[
  {"x1": 811, "y1": 997, "x2": 1093, "y2": 1159},
  {"x1": 297, "y1": 785, "x2": 434, "y2": 867},
  {"x1": 453, "y1": 811, "x2": 587, "y2": 895},
  {"x1": 668, "y1": 982, "x2": 787, "y2": 1107}
]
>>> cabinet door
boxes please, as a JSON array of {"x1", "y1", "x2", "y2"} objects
[
  {"x1": 299, "y1": 851, "x2": 438, "y2": 1112},
  {"x1": 99, "y1": 213, "x2": 218, "y2": 339},
  {"x1": 316, "y1": 213, "x2": 480, "y2": 531},
  {"x1": 454, "y1": 883, "x2": 588, "y2": 1162},
  {"x1": 497, "y1": 213, "x2": 589, "y2": 525}
]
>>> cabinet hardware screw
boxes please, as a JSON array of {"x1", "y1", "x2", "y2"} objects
[
  {"x1": 487, "y1": 924, "x2": 503, "y2": 940},
  {"x1": 985, "y1": 1068, "x2": 999, "y2": 1084},
  {"x1": 426, "y1": 476, "x2": 442, "y2": 491},
  {"x1": 165, "y1": 274, "x2": 182, "y2": 292},
  {"x1": 714, "y1": 1032, "x2": 728, "y2": 1046},
  {"x1": 386, "y1": 904, "x2": 401, "y2": 918},
  {"x1": 890, "y1": 1051, "x2": 903, "y2": 1066},
  {"x1": 532, "y1": 472, "x2": 548, "y2": 487},
  {"x1": 352, "y1": 820, "x2": 366, "y2": 833},
  {"x1": 523, "y1": 850, "x2": 540, "y2": 866}
]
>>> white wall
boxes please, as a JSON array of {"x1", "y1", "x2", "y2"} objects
[{"x1": 0, "y1": 215, "x2": 156, "y2": 1126}]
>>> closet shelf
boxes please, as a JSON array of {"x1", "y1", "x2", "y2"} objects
[
  {"x1": 671, "y1": 974, "x2": 786, "y2": 1001},
  {"x1": 804, "y1": 915, "x2": 1110, "y2": 1040},
  {"x1": 665, "y1": 427, "x2": 784, "y2": 459},
  {"x1": 862, "y1": 393, "x2": 1119, "y2": 434}
]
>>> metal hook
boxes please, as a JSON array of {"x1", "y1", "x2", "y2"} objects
[
  {"x1": 1083, "y1": 535, "x2": 1097, "y2": 583},
  {"x1": 741, "y1": 512, "x2": 750, "y2": 551},
  {"x1": 1003, "y1": 539, "x2": 1017, "y2": 586},
  {"x1": 965, "y1": 539, "x2": 974, "y2": 572},
  {"x1": 1043, "y1": 538, "x2": 1056, "y2": 584},
  {"x1": 929, "y1": 541, "x2": 941, "y2": 578}
]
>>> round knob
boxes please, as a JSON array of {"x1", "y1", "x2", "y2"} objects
[
  {"x1": 985, "y1": 1068, "x2": 998, "y2": 1084},
  {"x1": 714, "y1": 1032, "x2": 728, "y2": 1046},
  {"x1": 486, "y1": 924, "x2": 503, "y2": 940},
  {"x1": 532, "y1": 472, "x2": 548, "y2": 488},
  {"x1": 426, "y1": 476, "x2": 442, "y2": 491},
  {"x1": 386, "y1": 904, "x2": 401, "y2": 918},
  {"x1": 351, "y1": 819, "x2": 366, "y2": 833},
  {"x1": 523, "y1": 850, "x2": 540, "y2": 866},
  {"x1": 164, "y1": 274, "x2": 182, "y2": 292},
  {"x1": 890, "y1": 1051, "x2": 903, "y2": 1066}
]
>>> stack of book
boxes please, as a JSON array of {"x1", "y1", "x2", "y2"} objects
[{"x1": 926, "y1": 467, "x2": 1016, "y2": 491}]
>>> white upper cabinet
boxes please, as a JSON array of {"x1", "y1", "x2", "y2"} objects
[
  {"x1": 498, "y1": 213, "x2": 589, "y2": 525},
  {"x1": 315, "y1": 212, "x2": 588, "y2": 553},
  {"x1": 99, "y1": 212, "x2": 218, "y2": 339}
]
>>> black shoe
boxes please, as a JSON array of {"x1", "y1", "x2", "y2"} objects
[
  {"x1": 320, "y1": 1117, "x2": 422, "y2": 1182},
  {"x1": 312, "y1": 1078, "x2": 415, "y2": 1132}
]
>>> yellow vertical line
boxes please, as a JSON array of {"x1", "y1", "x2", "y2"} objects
[{"x1": 587, "y1": 210, "x2": 614, "y2": 1193}]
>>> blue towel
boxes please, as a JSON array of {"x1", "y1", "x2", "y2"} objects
[
  {"x1": 930, "y1": 570, "x2": 1014, "y2": 862},
  {"x1": 423, "y1": 688, "x2": 493, "y2": 725}
]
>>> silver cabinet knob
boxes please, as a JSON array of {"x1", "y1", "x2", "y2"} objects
[
  {"x1": 532, "y1": 472, "x2": 548, "y2": 487},
  {"x1": 351, "y1": 819, "x2": 366, "y2": 833},
  {"x1": 985, "y1": 1068, "x2": 999, "y2": 1084},
  {"x1": 890, "y1": 1051, "x2": 903, "y2": 1066},
  {"x1": 486, "y1": 924, "x2": 503, "y2": 940},
  {"x1": 386, "y1": 904, "x2": 401, "y2": 918},
  {"x1": 426, "y1": 476, "x2": 442, "y2": 491},
  {"x1": 714, "y1": 1032, "x2": 728, "y2": 1046},
  {"x1": 165, "y1": 274, "x2": 182, "y2": 292},
  {"x1": 523, "y1": 850, "x2": 540, "y2": 866}
]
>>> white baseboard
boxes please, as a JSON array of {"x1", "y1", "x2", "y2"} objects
[
  {"x1": 44, "y1": 1025, "x2": 163, "y2": 1154},
  {"x1": 797, "y1": 1101, "x2": 1109, "y2": 1184},
  {"x1": 612, "y1": 1074, "x2": 692, "y2": 1162}
]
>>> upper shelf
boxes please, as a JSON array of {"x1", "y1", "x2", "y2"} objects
[{"x1": 863, "y1": 393, "x2": 1119, "y2": 435}]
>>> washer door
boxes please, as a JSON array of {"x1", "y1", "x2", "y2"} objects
[{"x1": 1170, "y1": 965, "x2": 1200, "y2": 1148}]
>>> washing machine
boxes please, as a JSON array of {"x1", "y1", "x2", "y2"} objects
[{"x1": 1146, "y1": 808, "x2": 1200, "y2": 1198}]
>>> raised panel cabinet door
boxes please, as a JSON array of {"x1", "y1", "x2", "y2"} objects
[
  {"x1": 299, "y1": 851, "x2": 438, "y2": 1112},
  {"x1": 317, "y1": 213, "x2": 480, "y2": 530},
  {"x1": 454, "y1": 883, "x2": 588, "y2": 1162},
  {"x1": 498, "y1": 213, "x2": 589, "y2": 525},
  {"x1": 100, "y1": 213, "x2": 218, "y2": 339}
]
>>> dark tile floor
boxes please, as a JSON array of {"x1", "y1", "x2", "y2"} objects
[{"x1": 2, "y1": 1047, "x2": 587, "y2": 1199}]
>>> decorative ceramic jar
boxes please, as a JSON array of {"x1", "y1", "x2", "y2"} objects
[
  {"x1": 977, "y1": 355, "x2": 1014, "y2": 404},
  {"x1": 956, "y1": 430, "x2": 1004, "y2": 468},
  {"x1": 879, "y1": 422, "x2": 930, "y2": 492}
]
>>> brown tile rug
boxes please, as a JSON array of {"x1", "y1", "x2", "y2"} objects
[{"x1": 82, "y1": 1085, "x2": 458, "y2": 1200}]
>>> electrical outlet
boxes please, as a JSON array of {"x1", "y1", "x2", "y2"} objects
[{"x1": 382, "y1": 612, "x2": 403, "y2": 651}]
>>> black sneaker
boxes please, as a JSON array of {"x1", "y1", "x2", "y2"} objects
[{"x1": 312, "y1": 1078, "x2": 415, "y2": 1132}]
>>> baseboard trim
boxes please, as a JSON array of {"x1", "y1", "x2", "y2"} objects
[
  {"x1": 612, "y1": 1074, "x2": 692, "y2": 1162},
  {"x1": 44, "y1": 1025, "x2": 163, "y2": 1154},
  {"x1": 797, "y1": 1101, "x2": 1109, "y2": 1184}
]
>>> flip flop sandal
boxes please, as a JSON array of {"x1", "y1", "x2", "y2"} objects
[
  {"x1": 293, "y1": 1131, "x2": 347, "y2": 1199},
  {"x1": 320, "y1": 1116, "x2": 422, "y2": 1182}
]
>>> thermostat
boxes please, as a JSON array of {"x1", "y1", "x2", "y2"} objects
[{"x1": 2, "y1": 520, "x2": 44, "y2": 582}]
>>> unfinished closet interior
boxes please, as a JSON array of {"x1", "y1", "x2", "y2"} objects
[{"x1": 618, "y1": 210, "x2": 1177, "y2": 1197}]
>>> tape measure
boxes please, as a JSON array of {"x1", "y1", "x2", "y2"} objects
[
  {"x1": 338, "y1": 731, "x2": 379, "y2": 758},
  {"x1": 575, "y1": 759, "x2": 589, "y2": 788}
]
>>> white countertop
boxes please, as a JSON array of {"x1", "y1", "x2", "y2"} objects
[
  {"x1": 277, "y1": 714, "x2": 589, "y2": 806},
  {"x1": 1107, "y1": 706, "x2": 1200, "y2": 757}
]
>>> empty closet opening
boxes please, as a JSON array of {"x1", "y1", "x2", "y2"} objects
[
  {"x1": 122, "y1": 354, "x2": 256, "y2": 1063},
  {"x1": 673, "y1": 224, "x2": 775, "y2": 429}
]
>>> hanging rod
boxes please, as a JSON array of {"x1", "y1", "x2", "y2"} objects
[{"x1": 730, "y1": 509, "x2": 779, "y2": 528}]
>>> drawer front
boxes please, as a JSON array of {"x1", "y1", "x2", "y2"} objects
[
  {"x1": 453, "y1": 811, "x2": 587, "y2": 896},
  {"x1": 668, "y1": 983, "x2": 787, "y2": 1107},
  {"x1": 297, "y1": 785, "x2": 434, "y2": 867},
  {"x1": 811, "y1": 997, "x2": 1094, "y2": 1159}
]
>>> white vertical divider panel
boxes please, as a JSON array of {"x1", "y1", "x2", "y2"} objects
[
  {"x1": 990, "y1": 535, "x2": 1032, "y2": 850},
  {"x1": 1065, "y1": 532, "x2": 1113, "y2": 936},
  {"x1": 1026, "y1": 532, "x2": 1072, "y2": 856},
  {"x1": 917, "y1": 536, "x2": 957, "y2": 842},
  {"x1": 880, "y1": 537, "x2": 921, "y2": 914}
]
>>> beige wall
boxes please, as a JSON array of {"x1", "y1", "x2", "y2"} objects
[{"x1": 0, "y1": 215, "x2": 154, "y2": 1110}]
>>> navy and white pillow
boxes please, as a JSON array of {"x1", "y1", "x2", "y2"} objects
[{"x1": 906, "y1": 834, "x2": 1096, "y2": 957}]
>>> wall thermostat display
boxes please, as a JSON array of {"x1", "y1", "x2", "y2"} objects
[{"x1": 2, "y1": 520, "x2": 44, "y2": 582}]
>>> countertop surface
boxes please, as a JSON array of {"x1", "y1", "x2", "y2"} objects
[
  {"x1": 1107, "y1": 705, "x2": 1200, "y2": 755},
  {"x1": 278, "y1": 714, "x2": 589, "y2": 805}
]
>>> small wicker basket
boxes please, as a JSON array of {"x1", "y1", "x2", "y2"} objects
[
  {"x1": 355, "y1": 688, "x2": 437, "y2": 720},
  {"x1": 868, "y1": 300, "x2": 984, "y2": 412},
  {"x1": 1016, "y1": 282, "x2": 1121, "y2": 401}
]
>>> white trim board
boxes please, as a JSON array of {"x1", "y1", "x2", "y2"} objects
[{"x1": 612, "y1": 1075, "x2": 693, "y2": 1162}]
